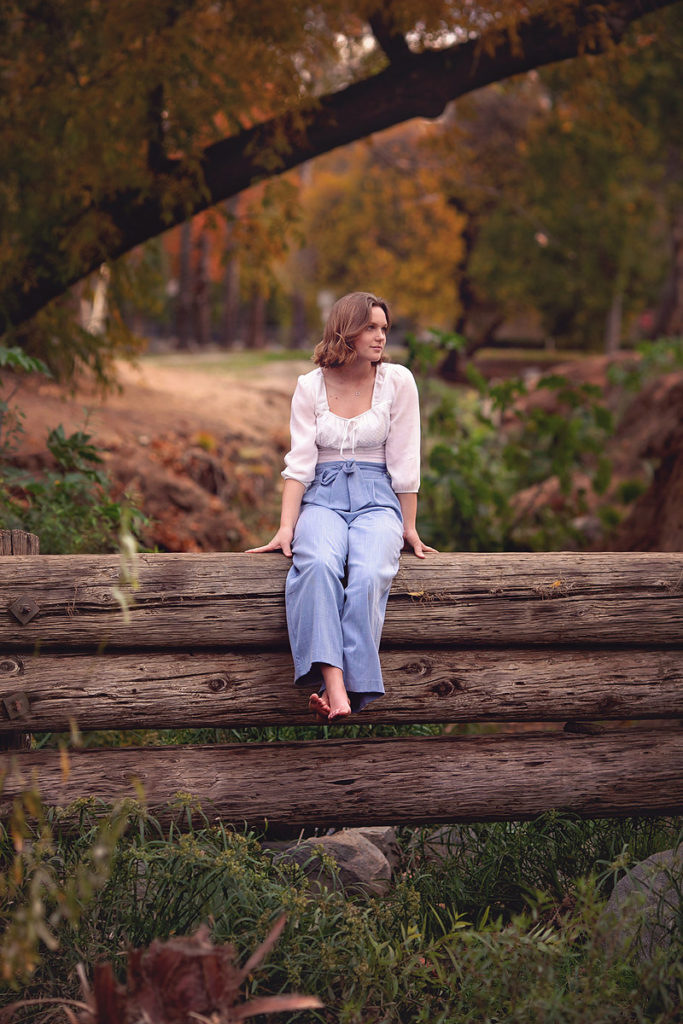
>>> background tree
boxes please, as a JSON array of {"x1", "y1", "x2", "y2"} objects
[
  {"x1": 300, "y1": 128, "x2": 465, "y2": 328},
  {"x1": 1, "y1": 0, "x2": 679, "y2": 378},
  {"x1": 465, "y1": 14, "x2": 682, "y2": 351}
]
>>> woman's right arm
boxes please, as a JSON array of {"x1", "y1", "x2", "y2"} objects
[
  {"x1": 246, "y1": 478, "x2": 305, "y2": 556},
  {"x1": 246, "y1": 376, "x2": 316, "y2": 556}
]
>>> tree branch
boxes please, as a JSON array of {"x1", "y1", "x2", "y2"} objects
[
  {"x1": 368, "y1": 8, "x2": 412, "y2": 64},
  {"x1": 2, "y1": 0, "x2": 680, "y2": 333}
]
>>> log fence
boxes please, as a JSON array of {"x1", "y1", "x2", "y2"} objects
[{"x1": 1, "y1": 529, "x2": 682, "y2": 829}]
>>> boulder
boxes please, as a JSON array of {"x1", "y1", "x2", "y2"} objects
[
  {"x1": 603, "y1": 848, "x2": 683, "y2": 960},
  {"x1": 355, "y1": 826, "x2": 401, "y2": 872},
  {"x1": 275, "y1": 830, "x2": 392, "y2": 897}
]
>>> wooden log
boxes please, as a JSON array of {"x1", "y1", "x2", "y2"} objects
[
  {"x1": 0, "y1": 530, "x2": 40, "y2": 555},
  {"x1": 1, "y1": 648, "x2": 682, "y2": 732},
  {"x1": 1, "y1": 552, "x2": 682, "y2": 649},
  {"x1": 2, "y1": 728, "x2": 682, "y2": 826},
  {"x1": 0, "y1": 531, "x2": 37, "y2": 750}
]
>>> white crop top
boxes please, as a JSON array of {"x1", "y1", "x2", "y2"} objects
[{"x1": 282, "y1": 362, "x2": 420, "y2": 492}]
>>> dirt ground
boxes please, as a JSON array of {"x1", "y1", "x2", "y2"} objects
[{"x1": 7, "y1": 354, "x2": 311, "y2": 552}]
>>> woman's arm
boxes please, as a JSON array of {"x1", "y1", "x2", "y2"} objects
[
  {"x1": 246, "y1": 478, "x2": 305, "y2": 556},
  {"x1": 397, "y1": 492, "x2": 436, "y2": 559}
]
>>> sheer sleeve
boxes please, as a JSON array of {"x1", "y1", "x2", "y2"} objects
[
  {"x1": 384, "y1": 365, "x2": 421, "y2": 492},
  {"x1": 281, "y1": 375, "x2": 318, "y2": 486}
]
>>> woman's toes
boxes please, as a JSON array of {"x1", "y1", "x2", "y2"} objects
[
  {"x1": 308, "y1": 692, "x2": 330, "y2": 718},
  {"x1": 328, "y1": 704, "x2": 351, "y2": 722}
]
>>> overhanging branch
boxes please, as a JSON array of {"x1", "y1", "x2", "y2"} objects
[{"x1": 2, "y1": 0, "x2": 680, "y2": 333}]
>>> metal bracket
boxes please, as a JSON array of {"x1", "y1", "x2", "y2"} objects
[
  {"x1": 2, "y1": 691, "x2": 30, "y2": 719},
  {"x1": 8, "y1": 596, "x2": 40, "y2": 625}
]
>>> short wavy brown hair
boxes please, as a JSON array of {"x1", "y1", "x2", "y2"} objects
[{"x1": 313, "y1": 291, "x2": 390, "y2": 368}]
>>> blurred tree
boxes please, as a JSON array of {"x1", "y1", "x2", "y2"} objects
[
  {"x1": 1, "y1": 0, "x2": 679, "y2": 377},
  {"x1": 301, "y1": 127, "x2": 465, "y2": 327},
  {"x1": 417, "y1": 7, "x2": 682, "y2": 365}
]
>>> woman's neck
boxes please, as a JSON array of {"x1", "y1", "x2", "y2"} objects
[{"x1": 324, "y1": 361, "x2": 376, "y2": 386}]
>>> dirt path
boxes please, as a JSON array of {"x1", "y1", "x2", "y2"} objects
[{"x1": 16, "y1": 354, "x2": 311, "y2": 452}]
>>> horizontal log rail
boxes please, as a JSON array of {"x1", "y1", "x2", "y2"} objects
[
  {"x1": 1, "y1": 552, "x2": 682, "y2": 649},
  {"x1": 1, "y1": 648, "x2": 682, "y2": 731},
  {"x1": 2, "y1": 728, "x2": 681, "y2": 828},
  {"x1": 1, "y1": 544, "x2": 682, "y2": 825}
]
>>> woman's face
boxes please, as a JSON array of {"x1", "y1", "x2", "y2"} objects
[{"x1": 352, "y1": 305, "x2": 387, "y2": 363}]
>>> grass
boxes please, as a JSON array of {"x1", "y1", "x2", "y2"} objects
[
  {"x1": 141, "y1": 346, "x2": 313, "y2": 376},
  {"x1": 2, "y1": 797, "x2": 681, "y2": 1023}
]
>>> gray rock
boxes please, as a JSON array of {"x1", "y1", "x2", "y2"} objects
[
  {"x1": 355, "y1": 826, "x2": 401, "y2": 871},
  {"x1": 603, "y1": 848, "x2": 683, "y2": 960},
  {"x1": 275, "y1": 830, "x2": 392, "y2": 897}
]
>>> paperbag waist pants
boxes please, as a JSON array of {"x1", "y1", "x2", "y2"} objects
[{"x1": 285, "y1": 460, "x2": 404, "y2": 712}]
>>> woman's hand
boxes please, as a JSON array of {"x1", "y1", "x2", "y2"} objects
[
  {"x1": 246, "y1": 526, "x2": 294, "y2": 557},
  {"x1": 403, "y1": 527, "x2": 437, "y2": 559}
]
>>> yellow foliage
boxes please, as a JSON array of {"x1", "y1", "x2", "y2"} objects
[{"x1": 301, "y1": 126, "x2": 466, "y2": 326}]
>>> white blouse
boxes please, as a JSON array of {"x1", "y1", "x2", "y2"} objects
[{"x1": 282, "y1": 362, "x2": 420, "y2": 492}]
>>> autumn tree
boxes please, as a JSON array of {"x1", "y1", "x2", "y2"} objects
[
  {"x1": 2, "y1": 0, "x2": 681, "y2": 375},
  {"x1": 300, "y1": 127, "x2": 465, "y2": 328},
  {"x1": 463, "y1": 9, "x2": 683, "y2": 350}
]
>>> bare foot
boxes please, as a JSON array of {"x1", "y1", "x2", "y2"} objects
[
  {"x1": 328, "y1": 702, "x2": 351, "y2": 722},
  {"x1": 309, "y1": 692, "x2": 330, "y2": 722},
  {"x1": 320, "y1": 665, "x2": 352, "y2": 722}
]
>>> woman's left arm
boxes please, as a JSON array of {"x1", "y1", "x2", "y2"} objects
[
  {"x1": 398, "y1": 492, "x2": 436, "y2": 559},
  {"x1": 386, "y1": 366, "x2": 436, "y2": 558}
]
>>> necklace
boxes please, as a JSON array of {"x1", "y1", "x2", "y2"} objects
[{"x1": 323, "y1": 368, "x2": 374, "y2": 401}]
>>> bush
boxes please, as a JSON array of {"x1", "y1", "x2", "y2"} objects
[
  {"x1": 2, "y1": 796, "x2": 682, "y2": 1024},
  {"x1": 0, "y1": 345, "x2": 145, "y2": 553}
]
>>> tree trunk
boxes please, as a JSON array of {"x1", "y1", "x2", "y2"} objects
[
  {"x1": 604, "y1": 287, "x2": 623, "y2": 353},
  {"x1": 193, "y1": 228, "x2": 211, "y2": 348},
  {"x1": 6, "y1": 0, "x2": 677, "y2": 334},
  {"x1": 246, "y1": 286, "x2": 266, "y2": 349},
  {"x1": 176, "y1": 221, "x2": 193, "y2": 349},
  {"x1": 651, "y1": 207, "x2": 683, "y2": 337}
]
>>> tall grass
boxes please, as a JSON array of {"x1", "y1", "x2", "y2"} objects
[{"x1": 2, "y1": 795, "x2": 681, "y2": 1023}]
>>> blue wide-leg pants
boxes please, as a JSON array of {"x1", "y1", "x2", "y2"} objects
[{"x1": 286, "y1": 460, "x2": 404, "y2": 712}]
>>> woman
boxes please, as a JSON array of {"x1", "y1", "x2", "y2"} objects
[{"x1": 248, "y1": 291, "x2": 435, "y2": 721}]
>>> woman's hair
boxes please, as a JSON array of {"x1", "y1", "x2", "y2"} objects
[{"x1": 313, "y1": 291, "x2": 390, "y2": 368}]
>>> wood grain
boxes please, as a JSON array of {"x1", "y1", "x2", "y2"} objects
[
  {"x1": 1, "y1": 552, "x2": 682, "y2": 649},
  {"x1": 1, "y1": 648, "x2": 682, "y2": 731},
  {"x1": 2, "y1": 728, "x2": 681, "y2": 827}
]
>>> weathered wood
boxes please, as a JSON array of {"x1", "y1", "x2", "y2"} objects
[
  {"x1": 0, "y1": 530, "x2": 40, "y2": 555},
  {"x1": 0, "y1": 531, "x2": 37, "y2": 750},
  {"x1": 2, "y1": 728, "x2": 681, "y2": 827},
  {"x1": 1, "y1": 648, "x2": 682, "y2": 732},
  {"x1": 1, "y1": 552, "x2": 682, "y2": 649}
]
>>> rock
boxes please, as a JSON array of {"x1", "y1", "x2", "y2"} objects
[
  {"x1": 275, "y1": 830, "x2": 392, "y2": 897},
  {"x1": 603, "y1": 848, "x2": 683, "y2": 960},
  {"x1": 355, "y1": 826, "x2": 401, "y2": 871}
]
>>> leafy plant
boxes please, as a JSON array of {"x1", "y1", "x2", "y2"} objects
[
  {"x1": 0, "y1": 424, "x2": 146, "y2": 554},
  {"x1": 0, "y1": 346, "x2": 50, "y2": 456},
  {"x1": 409, "y1": 330, "x2": 616, "y2": 552},
  {"x1": 1, "y1": 792, "x2": 682, "y2": 1023}
]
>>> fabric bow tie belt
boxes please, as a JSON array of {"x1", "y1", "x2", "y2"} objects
[{"x1": 318, "y1": 460, "x2": 373, "y2": 511}]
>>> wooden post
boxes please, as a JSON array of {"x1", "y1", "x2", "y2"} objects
[
  {"x1": 0, "y1": 530, "x2": 39, "y2": 555},
  {"x1": 0, "y1": 530, "x2": 38, "y2": 749}
]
